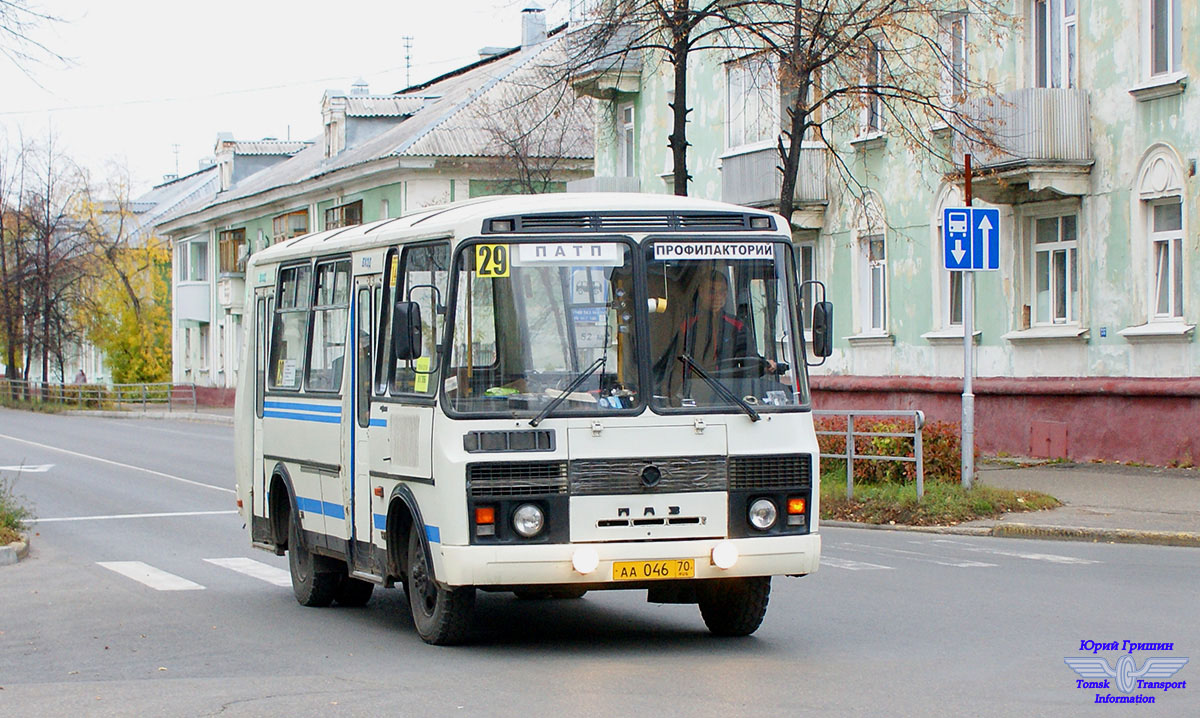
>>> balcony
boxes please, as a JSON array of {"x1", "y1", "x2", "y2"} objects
[
  {"x1": 217, "y1": 276, "x2": 245, "y2": 312},
  {"x1": 720, "y1": 145, "x2": 828, "y2": 214},
  {"x1": 566, "y1": 176, "x2": 641, "y2": 193},
  {"x1": 567, "y1": 21, "x2": 642, "y2": 99},
  {"x1": 952, "y1": 88, "x2": 1093, "y2": 204},
  {"x1": 176, "y1": 283, "x2": 210, "y2": 322}
]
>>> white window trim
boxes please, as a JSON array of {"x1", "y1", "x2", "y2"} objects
[
  {"x1": 854, "y1": 196, "x2": 889, "y2": 337},
  {"x1": 616, "y1": 102, "x2": 635, "y2": 178},
  {"x1": 932, "y1": 186, "x2": 968, "y2": 331},
  {"x1": 939, "y1": 11, "x2": 969, "y2": 104},
  {"x1": 1130, "y1": 147, "x2": 1187, "y2": 328},
  {"x1": 1031, "y1": 0, "x2": 1077, "y2": 89},
  {"x1": 1023, "y1": 201, "x2": 1082, "y2": 328},
  {"x1": 1144, "y1": 0, "x2": 1182, "y2": 80},
  {"x1": 1147, "y1": 198, "x2": 1185, "y2": 321},
  {"x1": 862, "y1": 39, "x2": 885, "y2": 135}
]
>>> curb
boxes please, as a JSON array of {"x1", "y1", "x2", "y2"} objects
[
  {"x1": 822, "y1": 520, "x2": 1200, "y2": 548},
  {"x1": 64, "y1": 410, "x2": 233, "y2": 426},
  {"x1": 0, "y1": 535, "x2": 29, "y2": 566}
]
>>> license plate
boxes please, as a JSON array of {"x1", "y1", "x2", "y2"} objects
[{"x1": 612, "y1": 559, "x2": 695, "y2": 581}]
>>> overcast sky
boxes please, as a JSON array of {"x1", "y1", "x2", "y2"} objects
[{"x1": 2, "y1": 0, "x2": 568, "y2": 193}]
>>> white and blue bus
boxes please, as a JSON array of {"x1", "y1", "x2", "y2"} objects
[{"x1": 234, "y1": 193, "x2": 833, "y2": 644}]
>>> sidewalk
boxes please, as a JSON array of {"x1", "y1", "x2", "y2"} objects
[
  {"x1": 960, "y1": 460, "x2": 1200, "y2": 546},
  {"x1": 63, "y1": 406, "x2": 234, "y2": 425}
]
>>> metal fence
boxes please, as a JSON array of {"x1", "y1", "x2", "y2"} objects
[
  {"x1": 0, "y1": 379, "x2": 197, "y2": 412},
  {"x1": 813, "y1": 409, "x2": 926, "y2": 500}
]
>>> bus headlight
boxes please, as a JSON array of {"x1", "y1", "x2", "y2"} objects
[
  {"x1": 748, "y1": 498, "x2": 778, "y2": 531},
  {"x1": 512, "y1": 503, "x2": 545, "y2": 538}
]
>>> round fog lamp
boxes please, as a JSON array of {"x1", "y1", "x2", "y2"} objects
[
  {"x1": 711, "y1": 540, "x2": 739, "y2": 570},
  {"x1": 512, "y1": 504, "x2": 545, "y2": 538},
  {"x1": 748, "y1": 498, "x2": 778, "y2": 531},
  {"x1": 572, "y1": 546, "x2": 600, "y2": 575}
]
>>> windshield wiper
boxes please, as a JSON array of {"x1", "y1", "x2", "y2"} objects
[
  {"x1": 677, "y1": 354, "x2": 760, "y2": 422},
  {"x1": 529, "y1": 356, "x2": 606, "y2": 427}
]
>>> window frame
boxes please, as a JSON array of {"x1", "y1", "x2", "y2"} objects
[
  {"x1": 864, "y1": 39, "x2": 885, "y2": 134},
  {"x1": 1148, "y1": 198, "x2": 1184, "y2": 320},
  {"x1": 1147, "y1": 0, "x2": 1182, "y2": 78},
  {"x1": 616, "y1": 102, "x2": 635, "y2": 178},
  {"x1": 324, "y1": 200, "x2": 363, "y2": 231},
  {"x1": 217, "y1": 228, "x2": 246, "y2": 275},
  {"x1": 375, "y1": 242, "x2": 452, "y2": 399},
  {"x1": 940, "y1": 11, "x2": 969, "y2": 102},
  {"x1": 304, "y1": 257, "x2": 353, "y2": 395},
  {"x1": 725, "y1": 53, "x2": 780, "y2": 150},
  {"x1": 1027, "y1": 209, "x2": 1080, "y2": 326},
  {"x1": 272, "y1": 209, "x2": 309, "y2": 244},
  {"x1": 267, "y1": 261, "x2": 314, "y2": 392},
  {"x1": 1032, "y1": 0, "x2": 1077, "y2": 89}
]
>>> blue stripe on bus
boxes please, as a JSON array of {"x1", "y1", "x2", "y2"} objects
[
  {"x1": 369, "y1": 418, "x2": 387, "y2": 427},
  {"x1": 374, "y1": 513, "x2": 386, "y2": 530},
  {"x1": 425, "y1": 525, "x2": 441, "y2": 544},
  {"x1": 295, "y1": 495, "x2": 346, "y2": 520},
  {"x1": 263, "y1": 410, "x2": 341, "y2": 424},
  {"x1": 263, "y1": 401, "x2": 342, "y2": 414}
]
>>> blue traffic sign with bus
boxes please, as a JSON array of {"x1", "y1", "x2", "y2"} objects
[{"x1": 943, "y1": 207, "x2": 1000, "y2": 271}]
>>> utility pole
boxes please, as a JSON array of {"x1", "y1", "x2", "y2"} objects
[
  {"x1": 403, "y1": 35, "x2": 414, "y2": 87},
  {"x1": 962, "y1": 154, "x2": 975, "y2": 489}
]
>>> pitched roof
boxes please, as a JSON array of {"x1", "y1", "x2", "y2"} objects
[
  {"x1": 230, "y1": 140, "x2": 311, "y2": 156},
  {"x1": 344, "y1": 95, "x2": 433, "y2": 117}
]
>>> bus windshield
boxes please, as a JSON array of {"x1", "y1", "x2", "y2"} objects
[
  {"x1": 644, "y1": 239, "x2": 806, "y2": 412},
  {"x1": 444, "y1": 239, "x2": 641, "y2": 418}
]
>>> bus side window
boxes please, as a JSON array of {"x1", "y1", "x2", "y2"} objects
[
  {"x1": 268, "y1": 264, "x2": 312, "y2": 391},
  {"x1": 255, "y1": 296, "x2": 266, "y2": 417},
  {"x1": 375, "y1": 249, "x2": 398, "y2": 395},
  {"x1": 305, "y1": 260, "x2": 351, "y2": 393},
  {"x1": 356, "y1": 287, "x2": 371, "y2": 427}
]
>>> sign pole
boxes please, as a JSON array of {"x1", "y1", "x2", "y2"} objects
[{"x1": 962, "y1": 154, "x2": 975, "y2": 490}]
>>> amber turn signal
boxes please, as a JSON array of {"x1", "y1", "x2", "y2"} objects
[
  {"x1": 787, "y1": 497, "x2": 806, "y2": 514},
  {"x1": 475, "y1": 506, "x2": 496, "y2": 525}
]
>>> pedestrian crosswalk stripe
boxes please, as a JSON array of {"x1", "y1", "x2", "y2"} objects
[
  {"x1": 204, "y1": 557, "x2": 292, "y2": 587},
  {"x1": 837, "y1": 542, "x2": 997, "y2": 568},
  {"x1": 821, "y1": 556, "x2": 894, "y2": 571},
  {"x1": 927, "y1": 539, "x2": 1099, "y2": 564},
  {"x1": 97, "y1": 561, "x2": 205, "y2": 591}
]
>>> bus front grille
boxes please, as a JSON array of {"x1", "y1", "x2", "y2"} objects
[
  {"x1": 569, "y1": 456, "x2": 728, "y2": 495},
  {"x1": 467, "y1": 461, "x2": 568, "y2": 497},
  {"x1": 729, "y1": 454, "x2": 812, "y2": 489}
]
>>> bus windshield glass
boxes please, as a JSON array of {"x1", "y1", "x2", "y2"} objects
[
  {"x1": 645, "y1": 239, "x2": 806, "y2": 412},
  {"x1": 444, "y1": 240, "x2": 640, "y2": 417}
]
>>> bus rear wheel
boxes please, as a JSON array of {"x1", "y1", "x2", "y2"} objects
[
  {"x1": 407, "y1": 530, "x2": 474, "y2": 645},
  {"x1": 288, "y1": 510, "x2": 342, "y2": 607},
  {"x1": 696, "y1": 576, "x2": 771, "y2": 637}
]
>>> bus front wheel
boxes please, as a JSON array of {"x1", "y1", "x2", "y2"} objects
[
  {"x1": 288, "y1": 510, "x2": 341, "y2": 607},
  {"x1": 696, "y1": 576, "x2": 771, "y2": 637},
  {"x1": 406, "y1": 530, "x2": 474, "y2": 645}
]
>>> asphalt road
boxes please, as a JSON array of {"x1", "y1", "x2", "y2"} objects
[{"x1": 1, "y1": 407, "x2": 1197, "y2": 717}]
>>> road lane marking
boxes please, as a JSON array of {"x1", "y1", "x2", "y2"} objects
[
  {"x1": 97, "y1": 561, "x2": 205, "y2": 591},
  {"x1": 837, "y1": 542, "x2": 997, "y2": 568},
  {"x1": 35, "y1": 510, "x2": 237, "y2": 523},
  {"x1": 821, "y1": 556, "x2": 895, "y2": 571},
  {"x1": 0, "y1": 463, "x2": 54, "y2": 472},
  {"x1": 0, "y1": 432, "x2": 234, "y2": 494},
  {"x1": 927, "y1": 538, "x2": 1100, "y2": 564},
  {"x1": 204, "y1": 557, "x2": 292, "y2": 587}
]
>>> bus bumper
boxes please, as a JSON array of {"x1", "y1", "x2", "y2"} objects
[{"x1": 434, "y1": 533, "x2": 821, "y2": 587}]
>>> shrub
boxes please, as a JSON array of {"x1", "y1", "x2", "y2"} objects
[
  {"x1": 814, "y1": 415, "x2": 975, "y2": 485},
  {"x1": 0, "y1": 474, "x2": 32, "y2": 544}
]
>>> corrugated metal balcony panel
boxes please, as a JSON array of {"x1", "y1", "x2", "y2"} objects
[
  {"x1": 955, "y1": 88, "x2": 1091, "y2": 168},
  {"x1": 566, "y1": 176, "x2": 641, "y2": 193},
  {"x1": 720, "y1": 146, "x2": 828, "y2": 208}
]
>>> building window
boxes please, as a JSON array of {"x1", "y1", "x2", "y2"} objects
[
  {"x1": 179, "y1": 240, "x2": 208, "y2": 282},
  {"x1": 1033, "y1": 0, "x2": 1076, "y2": 88},
  {"x1": 324, "y1": 200, "x2": 363, "y2": 230},
  {"x1": 1150, "y1": 199, "x2": 1184, "y2": 319},
  {"x1": 934, "y1": 190, "x2": 967, "y2": 328},
  {"x1": 940, "y1": 12, "x2": 968, "y2": 101},
  {"x1": 726, "y1": 54, "x2": 779, "y2": 148},
  {"x1": 218, "y1": 228, "x2": 246, "y2": 275},
  {"x1": 864, "y1": 39, "x2": 885, "y2": 133},
  {"x1": 272, "y1": 209, "x2": 309, "y2": 244},
  {"x1": 1031, "y1": 213, "x2": 1079, "y2": 325},
  {"x1": 198, "y1": 324, "x2": 210, "y2": 370},
  {"x1": 1148, "y1": 0, "x2": 1182, "y2": 77},
  {"x1": 797, "y1": 241, "x2": 816, "y2": 320},
  {"x1": 616, "y1": 103, "x2": 635, "y2": 177},
  {"x1": 865, "y1": 234, "x2": 887, "y2": 331}
]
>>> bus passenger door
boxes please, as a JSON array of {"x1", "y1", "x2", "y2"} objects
[
  {"x1": 350, "y1": 278, "x2": 377, "y2": 575},
  {"x1": 251, "y1": 290, "x2": 271, "y2": 540}
]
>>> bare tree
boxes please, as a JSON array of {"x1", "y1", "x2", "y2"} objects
[
  {"x1": 0, "y1": 0, "x2": 68, "y2": 80},
  {"x1": 728, "y1": 1, "x2": 1011, "y2": 221},
  {"x1": 566, "y1": 0, "x2": 758, "y2": 195},
  {"x1": 0, "y1": 131, "x2": 31, "y2": 380},
  {"x1": 474, "y1": 63, "x2": 596, "y2": 194}
]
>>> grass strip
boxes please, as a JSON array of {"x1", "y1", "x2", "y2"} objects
[{"x1": 821, "y1": 472, "x2": 1060, "y2": 527}]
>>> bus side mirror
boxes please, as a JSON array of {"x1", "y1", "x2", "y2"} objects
[
  {"x1": 392, "y1": 301, "x2": 423, "y2": 361},
  {"x1": 811, "y1": 301, "x2": 833, "y2": 358}
]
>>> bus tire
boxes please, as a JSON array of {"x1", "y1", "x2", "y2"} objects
[
  {"x1": 288, "y1": 510, "x2": 341, "y2": 608},
  {"x1": 333, "y1": 576, "x2": 375, "y2": 607},
  {"x1": 407, "y1": 530, "x2": 474, "y2": 645},
  {"x1": 696, "y1": 576, "x2": 771, "y2": 637}
]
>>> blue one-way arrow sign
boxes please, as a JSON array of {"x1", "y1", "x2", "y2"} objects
[{"x1": 943, "y1": 207, "x2": 1000, "y2": 271}]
